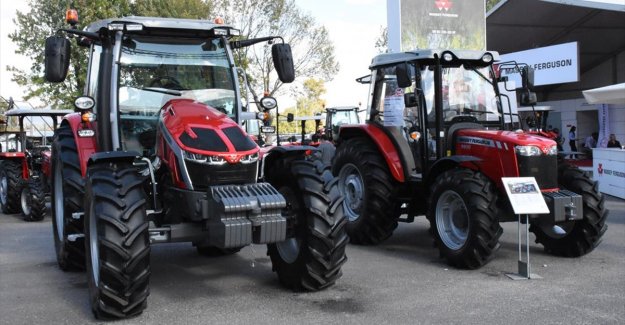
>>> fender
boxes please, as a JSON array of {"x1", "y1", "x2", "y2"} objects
[
  {"x1": 0, "y1": 153, "x2": 29, "y2": 179},
  {"x1": 260, "y1": 145, "x2": 316, "y2": 180},
  {"x1": 425, "y1": 155, "x2": 482, "y2": 188},
  {"x1": 338, "y1": 123, "x2": 410, "y2": 183},
  {"x1": 63, "y1": 114, "x2": 98, "y2": 177}
]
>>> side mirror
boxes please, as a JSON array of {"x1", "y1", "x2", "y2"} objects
[
  {"x1": 44, "y1": 36, "x2": 71, "y2": 83},
  {"x1": 521, "y1": 66, "x2": 534, "y2": 90},
  {"x1": 272, "y1": 43, "x2": 295, "y2": 83},
  {"x1": 404, "y1": 92, "x2": 418, "y2": 108},
  {"x1": 521, "y1": 91, "x2": 537, "y2": 106},
  {"x1": 395, "y1": 62, "x2": 412, "y2": 88},
  {"x1": 287, "y1": 113, "x2": 294, "y2": 122}
]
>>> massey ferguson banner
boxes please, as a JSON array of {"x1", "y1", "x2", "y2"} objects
[{"x1": 395, "y1": 0, "x2": 486, "y2": 51}]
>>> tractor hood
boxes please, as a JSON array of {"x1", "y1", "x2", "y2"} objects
[
  {"x1": 161, "y1": 98, "x2": 258, "y2": 161},
  {"x1": 457, "y1": 129, "x2": 557, "y2": 153}
]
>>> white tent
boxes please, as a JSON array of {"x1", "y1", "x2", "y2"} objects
[{"x1": 582, "y1": 83, "x2": 625, "y2": 105}]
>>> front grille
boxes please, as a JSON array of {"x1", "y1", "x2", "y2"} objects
[
  {"x1": 517, "y1": 154, "x2": 558, "y2": 189},
  {"x1": 185, "y1": 160, "x2": 258, "y2": 189}
]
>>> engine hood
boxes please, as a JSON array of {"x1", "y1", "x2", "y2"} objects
[
  {"x1": 161, "y1": 98, "x2": 258, "y2": 162},
  {"x1": 457, "y1": 129, "x2": 557, "y2": 153}
]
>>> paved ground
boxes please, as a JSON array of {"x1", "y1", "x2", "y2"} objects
[{"x1": 1, "y1": 196, "x2": 624, "y2": 324}]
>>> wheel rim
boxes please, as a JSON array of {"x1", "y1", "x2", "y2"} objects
[
  {"x1": 21, "y1": 187, "x2": 31, "y2": 216},
  {"x1": 276, "y1": 186, "x2": 301, "y2": 264},
  {"x1": 539, "y1": 221, "x2": 575, "y2": 239},
  {"x1": 338, "y1": 163, "x2": 364, "y2": 222},
  {"x1": 89, "y1": 197, "x2": 100, "y2": 286},
  {"x1": 0, "y1": 174, "x2": 7, "y2": 206},
  {"x1": 435, "y1": 190, "x2": 469, "y2": 250},
  {"x1": 53, "y1": 157, "x2": 64, "y2": 240}
]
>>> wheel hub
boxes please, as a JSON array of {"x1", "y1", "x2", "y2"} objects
[
  {"x1": 338, "y1": 164, "x2": 364, "y2": 222},
  {"x1": 435, "y1": 190, "x2": 469, "y2": 250}
]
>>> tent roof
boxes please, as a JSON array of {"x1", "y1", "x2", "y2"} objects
[
  {"x1": 582, "y1": 83, "x2": 625, "y2": 104},
  {"x1": 487, "y1": 0, "x2": 625, "y2": 78}
]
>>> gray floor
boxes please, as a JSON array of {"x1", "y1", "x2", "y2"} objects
[{"x1": 1, "y1": 196, "x2": 624, "y2": 324}]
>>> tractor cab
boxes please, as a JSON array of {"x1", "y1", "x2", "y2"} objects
[{"x1": 324, "y1": 106, "x2": 360, "y2": 142}]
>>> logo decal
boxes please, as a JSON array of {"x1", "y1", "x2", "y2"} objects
[
  {"x1": 597, "y1": 163, "x2": 603, "y2": 175},
  {"x1": 435, "y1": 0, "x2": 453, "y2": 11}
]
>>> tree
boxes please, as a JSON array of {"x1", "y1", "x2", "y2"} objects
[
  {"x1": 132, "y1": 0, "x2": 211, "y2": 19},
  {"x1": 212, "y1": 0, "x2": 338, "y2": 105},
  {"x1": 277, "y1": 78, "x2": 326, "y2": 135},
  {"x1": 8, "y1": 0, "x2": 133, "y2": 108},
  {"x1": 374, "y1": 26, "x2": 388, "y2": 54}
]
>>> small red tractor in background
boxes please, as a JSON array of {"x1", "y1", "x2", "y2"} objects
[
  {"x1": 0, "y1": 108, "x2": 71, "y2": 221},
  {"x1": 44, "y1": 12, "x2": 347, "y2": 319},
  {"x1": 332, "y1": 49, "x2": 607, "y2": 269}
]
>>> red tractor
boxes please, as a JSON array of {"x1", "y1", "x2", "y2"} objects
[
  {"x1": 332, "y1": 49, "x2": 607, "y2": 269},
  {"x1": 0, "y1": 108, "x2": 72, "y2": 221},
  {"x1": 44, "y1": 13, "x2": 347, "y2": 319}
]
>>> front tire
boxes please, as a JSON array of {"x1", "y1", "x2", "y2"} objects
[
  {"x1": 332, "y1": 137, "x2": 399, "y2": 244},
  {"x1": 530, "y1": 164, "x2": 608, "y2": 256},
  {"x1": 0, "y1": 160, "x2": 22, "y2": 214},
  {"x1": 51, "y1": 125, "x2": 86, "y2": 271},
  {"x1": 85, "y1": 162, "x2": 150, "y2": 320},
  {"x1": 267, "y1": 159, "x2": 348, "y2": 291},
  {"x1": 427, "y1": 169, "x2": 502, "y2": 269},
  {"x1": 20, "y1": 179, "x2": 47, "y2": 222}
]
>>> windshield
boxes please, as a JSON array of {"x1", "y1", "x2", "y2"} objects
[
  {"x1": 423, "y1": 65, "x2": 500, "y2": 123},
  {"x1": 118, "y1": 36, "x2": 236, "y2": 153}
]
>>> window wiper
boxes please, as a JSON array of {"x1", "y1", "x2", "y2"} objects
[{"x1": 140, "y1": 87, "x2": 182, "y2": 96}]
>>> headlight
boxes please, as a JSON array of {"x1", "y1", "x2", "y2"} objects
[
  {"x1": 547, "y1": 145, "x2": 558, "y2": 156},
  {"x1": 515, "y1": 145, "x2": 542, "y2": 156},
  {"x1": 240, "y1": 152, "x2": 259, "y2": 164},
  {"x1": 183, "y1": 151, "x2": 226, "y2": 165}
]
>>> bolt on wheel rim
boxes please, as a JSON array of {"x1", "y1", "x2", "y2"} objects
[
  {"x1": 435, "y1": 190, "x2": 469, "y2": 250},
  {"x1": 338, "y1": 163, "x2": 364, "y2": 222}
]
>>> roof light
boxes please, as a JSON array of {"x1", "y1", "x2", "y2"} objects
[
  {"x1": 108, "y1": 23, "x2": 124, "y2": 31},
  {"x1": 214, "y1": 28, "x2": 228, "y2": 36},
  {"x1": 442, "y1": 53, "x2": 453, "y2": 62},
  {"x1": 126, "y1": 24, "x2": 143, "y2": 31},
  {"x1": 65, "y1": 9, "x2": 79, "y2": 25},
  {"x1": 214, "y1": 17, "x2": 225, "y2": 24},
  {"x1": 482, "y1": 53, "x2": 494, "y2": 63},
  {"x1": 74, "y1": 96, "x2": 95, "y2": 110},
  {"x1": 230, "y1": 29, "x2": 241, "y2": 36}
]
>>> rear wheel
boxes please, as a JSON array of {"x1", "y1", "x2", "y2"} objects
[
  {"x1": 267, "y1": 159, "x2": 348, "y2": 291},
  {"x1": 20, "y1": 179, "x2": 47, "y2": 222},
  {"x1": 428, "y1": 168, "x2": 502, "y2": 269},
  {"x1": 0, "y1": 160, "x2": 22, "y2": 214},
  {"x1": 530, "y1": 164, "x2": 608, "y2": 256},
  {"x1": 51, "y1": 125, "x2": 86, "y2": 271},
  {"x1": 85, "y1": 162, "x2": 149, "y2": 320},
  {"x1": 332, "y1": 137, "x2": 399, "y2": 244}
]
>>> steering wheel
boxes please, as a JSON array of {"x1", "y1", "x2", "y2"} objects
[{"x1": 149, "y1": 76, "x2": 184, "y2": 90}]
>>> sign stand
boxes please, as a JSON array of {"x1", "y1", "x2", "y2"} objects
[
  {"x1": 501, "y1": 177, "x2": 550, "y2": 280},
  {"x1": 505, "y1": 214, "x2": 542, "y2": 280}
]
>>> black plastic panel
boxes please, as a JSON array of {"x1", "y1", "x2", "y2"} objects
[
  {"x1": 179, "y1": 128, "x2": 228, "y2": 152},
  {"x1": 222, "y1": 126, "x2": 257, "y2": 151},
  {"x1": 517, "y1": 154, "x2": 558, "y2": 189}
]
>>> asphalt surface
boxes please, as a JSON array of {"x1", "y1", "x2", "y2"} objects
[{"x1": 1, "y1": 196, "x2": 624, "y2": 325}]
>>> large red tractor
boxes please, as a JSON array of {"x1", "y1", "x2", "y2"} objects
[
  {"x1": 332, "y1": 49, "x2": 607, "y2": 269},
  {"x1": 45, "y1": 13, "x2": 347, "y2": 319}
]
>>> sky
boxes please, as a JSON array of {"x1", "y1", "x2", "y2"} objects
[{"x1": 0, "y1": 0, "x2": 385, "y2": 109}]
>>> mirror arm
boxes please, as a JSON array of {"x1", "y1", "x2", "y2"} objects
[
  {"x1": 58, "y1": 28, "x2": 101, "y2": 41},
  {"x1": 231, "y1": 36, "x2": 284, "y2": 49}
]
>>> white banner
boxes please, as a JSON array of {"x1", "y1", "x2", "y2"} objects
[
  {"x1": 597, "y1": 104, "x2": 610, "y2": 148},
  {"x1": 499, "y1": 42, "x2": 579, "y2": 87}
]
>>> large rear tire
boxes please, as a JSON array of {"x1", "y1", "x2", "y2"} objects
[
  {"x1": 427, "y1": 168, "x2": 502, "y2": 269},
  {"x1": 267, "y1": 159, "x2": 348, "y2": 291},
  {"x1": 20, "y1": 179, "x2": 47, "y2": 222},
  {"x1": 0, "y1": 160, "x2": 22, "y2": 214},
  {"x1": 51, "y1": 125, "x2": 86, "y2": 271},
  {"x1": 530, "y1": 164, "x2": 608, "y2": 256},
  {"x1": 85, "y1": 162, "x2": 150, "y2": 320},
  {"x1": 332, "y1": 137, "x2": 399, "y2": 244}
]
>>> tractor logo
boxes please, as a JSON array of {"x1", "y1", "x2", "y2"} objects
[
  {"x1": 435, "y1": 0, "x2": 453, "y2": 11},
  {"x1": 597, "y1": 163, "x2": 603, "y2": 175},
  {"x1": 225, "y1": 154, "x2": 241, "y2": 164}
]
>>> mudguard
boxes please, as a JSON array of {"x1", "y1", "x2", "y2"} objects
[
  {"x1": 260, "y1": 145, "x2": 316, "y2": 180},
  {"x1": 62, "y1": 113, "x2": 97, "y2": 177}
]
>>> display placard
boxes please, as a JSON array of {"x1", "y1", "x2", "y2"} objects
[{"x1": 502, "y1": 177, "x2": 550, "y2": 214}]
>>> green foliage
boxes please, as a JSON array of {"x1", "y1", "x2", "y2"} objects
[
  {"x1": 276, "y1": 78, "x2": 326, "y2": 134},
  {"x1": 212, "y1": 0, "x2": 338, "y2": 104},
  {"x1": 132, "y1": 0, "x2": 211, "y2": 19},
  {"x1": 486, "y1": 0, "x2": 501, "y2": 11},
  {"x1": 8, "y1": 0, "x2": 132, "y2": 108}
]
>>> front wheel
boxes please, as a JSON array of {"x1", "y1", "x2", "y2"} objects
[
  {"x1": 0, "y1": 160, "x2": 22, "y2": 214},
  {"x1": 530, "y1": 164, "x2": 608, "y2": 256},
  {"x1": 85, "y1": 162, "x2": 150, "y2": 320},
  {"x1": 20, "y1": 179, "x2": 47, "y2": 222},
  {"x1": 267, "y1": 159, "x2": 348, "y2": 291},
  {"x1": 427, "y1": 169, "x2": 502, "y2": 269}
]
